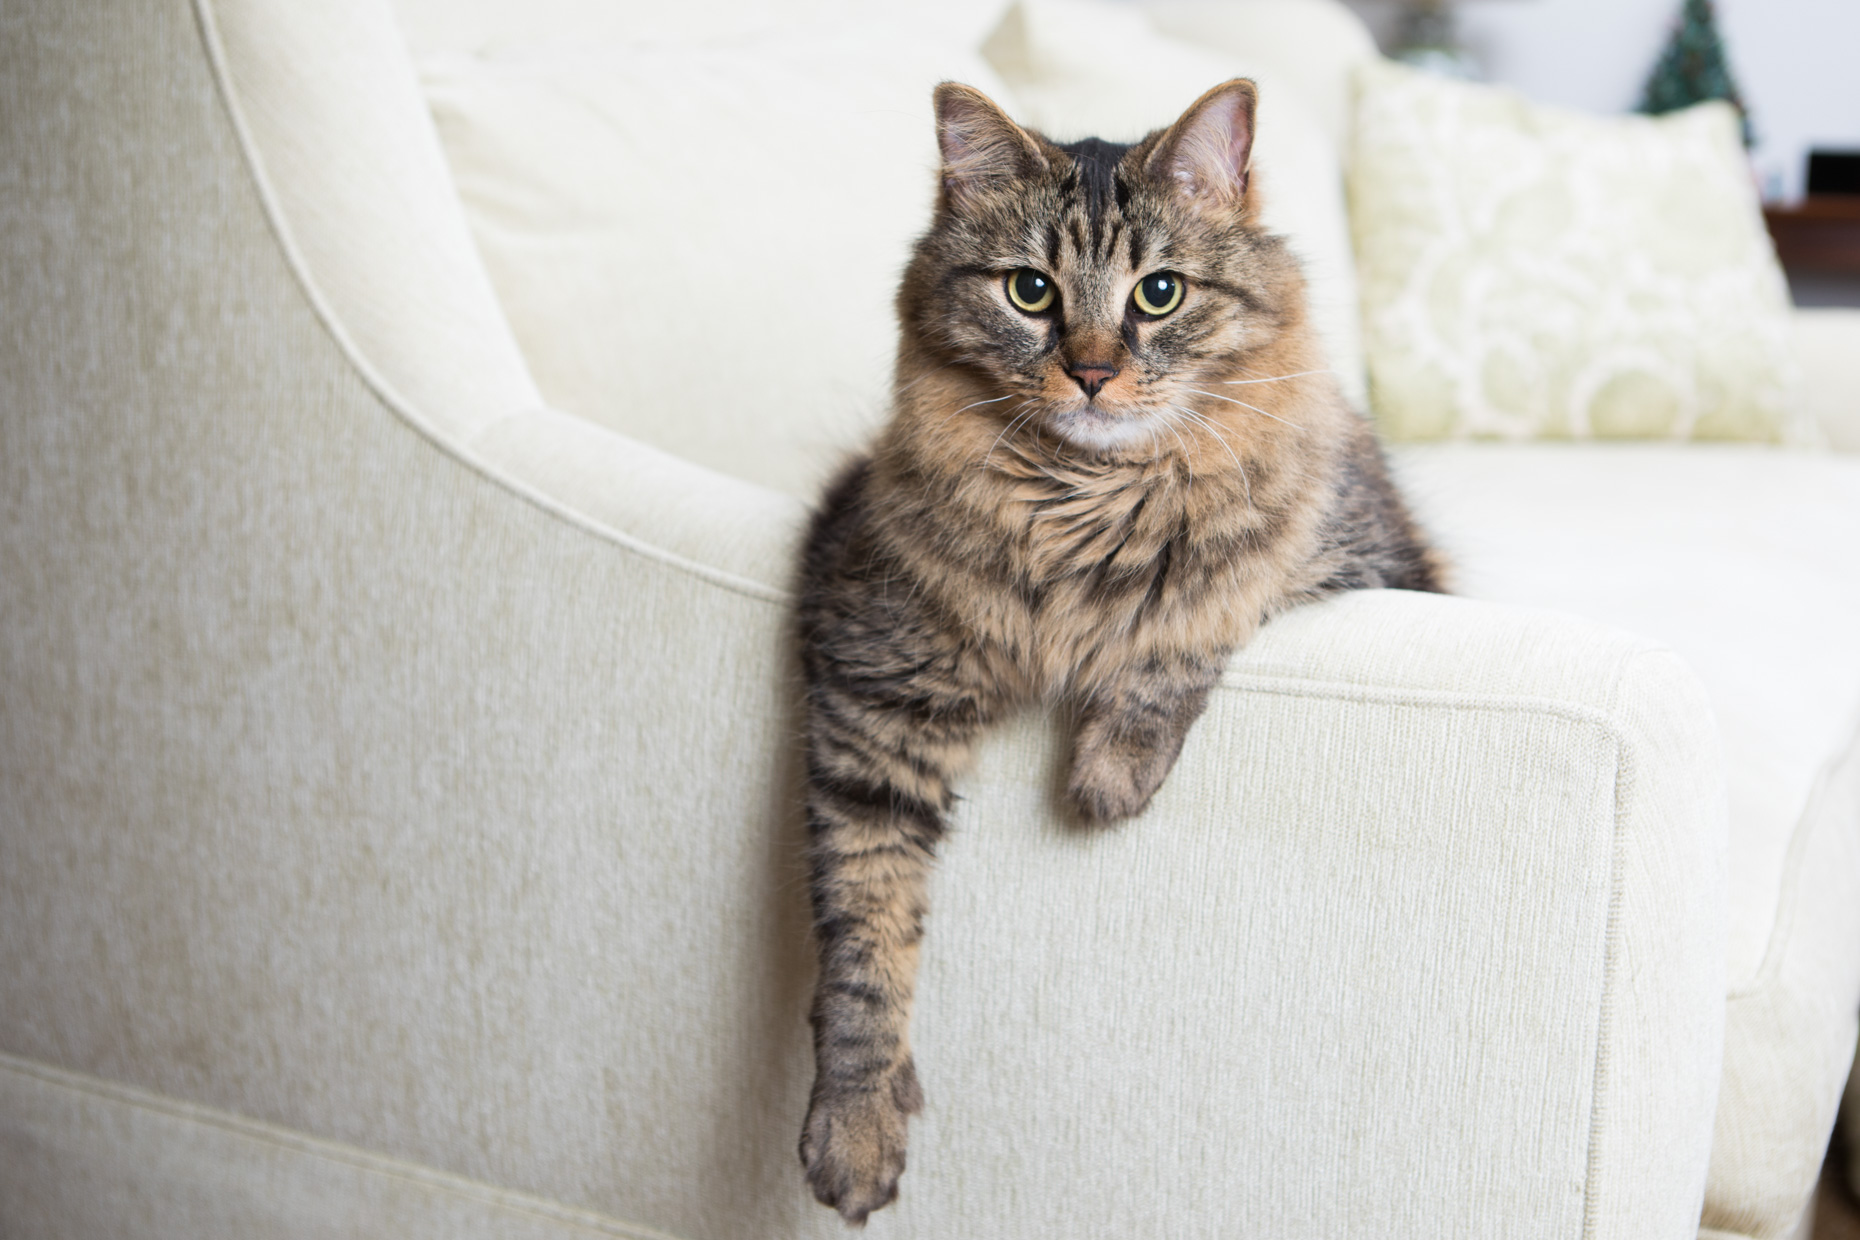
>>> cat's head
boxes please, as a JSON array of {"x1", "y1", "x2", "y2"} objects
[{"x1": 897, "y1": 80, "x2": 1308, "y2": 461}]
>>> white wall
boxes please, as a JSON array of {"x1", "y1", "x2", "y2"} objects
[{"x1": 1339, "y1": 0, "x2": 1860, "y2": 202}]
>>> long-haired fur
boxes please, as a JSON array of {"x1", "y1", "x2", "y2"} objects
[{"x1": 794, "y1": 80, "x2": 1445, "y2": 1225}]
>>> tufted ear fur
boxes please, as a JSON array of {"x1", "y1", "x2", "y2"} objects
[
  {"x1": 1146, "y1": 79, "x2": 1257, "y2": 207},
  {"x1": 933, "y1": 82, "x2": 1047, "y2": 206}
]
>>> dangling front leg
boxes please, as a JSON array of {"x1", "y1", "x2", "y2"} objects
[
  {"x1": 1066, "y1": 649, "x2": 1229, "y2": 823},
  {"x1": 798, "y1": 672, "x2": 983, "y2": 1225}
]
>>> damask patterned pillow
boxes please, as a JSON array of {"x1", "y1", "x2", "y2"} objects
[{"x1": 1349, "y1": 58, "x2": 1811, "y2": 444}]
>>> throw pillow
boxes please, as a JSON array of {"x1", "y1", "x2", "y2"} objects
[{"x1": 1349, "y1": 58, "x2": 1809, "y2": 444}]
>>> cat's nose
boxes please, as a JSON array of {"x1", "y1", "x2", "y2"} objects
[{"x1": 1067, "y1": 361, "x2": 1120, "y2": 399}]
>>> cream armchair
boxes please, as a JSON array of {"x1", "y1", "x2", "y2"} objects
[{"x1": 3, "y1": 2, "x2": 1857, "y2": 1239}]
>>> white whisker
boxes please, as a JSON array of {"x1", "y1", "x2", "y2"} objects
[
  {"x1": 1168, "y1": 405, "x2": 1252, "y2": 507},
  {"x1": 1167, "y1": 405, "x2": 1243, "y2": 473},
  {"x1": 1158, "y1": 418, "x2": 1192, "y2": 479},
  {"x1": 981, "y1": 402, "x2": 1043, "y2": 469},
  {"x1": 1180, "y1": 387, "x2": 1302, "y2": 429},
  {"x1": 1219, "y1": 368, "x2": 1333, "y2": 387}
]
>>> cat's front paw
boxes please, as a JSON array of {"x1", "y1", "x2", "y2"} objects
[
  {"x1": 1067, "y1": 694, "x2": 1205, "y2": 823},
  {"x1": 1067, "y1": 734, "x2": 1180, "y2": 822},
  {"x1": 1067, "y1": 756, "x2": 1163, "y2": 822},
  {"x1": 799, "y1": 1059, "x2": 923, "y2": 1226}
]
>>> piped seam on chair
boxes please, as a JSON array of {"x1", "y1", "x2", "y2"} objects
[
  {"x1": 1583, "y1": 732, "x2": 1631, "y2": 1240},
  {"x1": 1218, "y1": 671, "x2": 1635, "y2": 747},
  {"x1": 0, "y1": 1051, "x2": 691, "y2": 1240},
  {"x1": 188, "y1": 0, "x2": 786, "y2": 608},
  {"x1": 463, "y1": 406, "x2": 802, "y2": 603}
]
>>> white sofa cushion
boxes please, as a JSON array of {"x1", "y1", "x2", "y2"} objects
[
  {"x1": 1795, "y1": 308, "x2": 1860, "y2": 451},
  {"x1": 1352, "y1": 60, "x2": 1810, "y2": 447},
  {"x1": 414, "y1": 19, "x2": 1019, "y2": 498}
]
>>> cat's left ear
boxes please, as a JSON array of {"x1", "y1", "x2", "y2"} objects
[{"x1": 1146, "y1": 79, "x2": 1257, "y2": 208}]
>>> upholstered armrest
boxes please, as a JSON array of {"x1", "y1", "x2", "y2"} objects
[
  {"x1": 914, "y1": 587, "x2": 1725, "y2": 1240},
  {"x1": 1794, "y1": 308, "x2": 1860, "y2": 451}
]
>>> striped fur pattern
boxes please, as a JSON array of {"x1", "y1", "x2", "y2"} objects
[{"x1": 795, "y1": 80, "x2": 1446, "y2": 1224}]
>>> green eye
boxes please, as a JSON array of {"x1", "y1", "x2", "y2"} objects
[
  {"x1": 1132, "y1": 272, "x2": 1184, "y2": 317},
  {"x1": 1006, "y1": 269, "x2": 1056, "y2": 314}
]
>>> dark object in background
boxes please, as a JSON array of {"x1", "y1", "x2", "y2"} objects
[
  {"x1": 1807, "y1": 151, "x2": 1860, "y2": 197},
  {"x1": 1765, "y1": 151, "x2": 1860, "y2": 284},
  {"x1": 1639, "y1": 0, "x2": 1754, "y2": 147},
  {"x1": 1764, "y1": 195, "x2": 1860, "y2": 279}
]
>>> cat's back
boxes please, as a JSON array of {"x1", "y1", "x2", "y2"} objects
[{"x1": 1308, "y1": 419, "x2": 1449, "y2": 595}]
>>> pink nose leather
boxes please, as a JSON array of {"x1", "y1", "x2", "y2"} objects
[{"x1": 1067, "y1": 362, "x2": 1119, "y2": 399}]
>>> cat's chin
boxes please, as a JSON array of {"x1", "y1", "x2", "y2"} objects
[{"x1": 1044, "y1": 404, "x2": 1164, "y2": 456}]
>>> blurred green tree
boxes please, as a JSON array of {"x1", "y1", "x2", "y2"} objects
[{"x1": 1639, "y1": 0, "x2": 1754, "y2": 146}]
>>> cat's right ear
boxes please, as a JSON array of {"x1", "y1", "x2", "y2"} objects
[
  {"x1": 934, "y1": 83, "x2": 1047, "y2": 207},
  {"x1": 1146, "y1": 79, "x2": 1257, "y2": 209}
]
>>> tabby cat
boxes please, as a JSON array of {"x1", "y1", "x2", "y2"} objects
[{"x1": 795, "y1": 79, "x2": 1445, "y2": 1224}]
